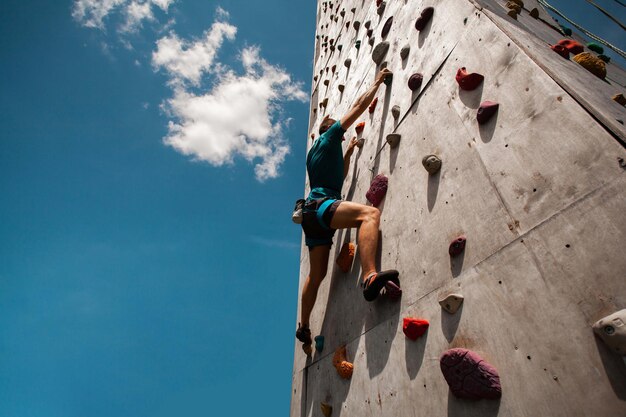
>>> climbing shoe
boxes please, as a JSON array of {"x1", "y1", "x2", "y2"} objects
[
  {"x1": 296, "y1": 323, "x2": 312, "y2": 345},
  {"x1": 362, "y1": 270, "x2": 401, "y2": 301},
  {"x1": 292, "y1": 199, "x2": 305, "y2": 224}
]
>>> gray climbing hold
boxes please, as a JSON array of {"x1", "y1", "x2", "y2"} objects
[
  {"x1": 323, "y1": 79, "x2": 329, "y2": 86},
  {"x1": 367, "y1": 28, "x2": 373, "y2": 38},
  {"x1": 353, "y1": 21, "x2": 360, "y2": 30},
  {"x1": 372, "y1": 41, "x2": 389, "y2": 65},
  {"x1": 439, "y1": 294, "x2": 464, "y2": 314},
  {"x1": 386, "y1": 133, "x2": 401, "y2": 149},
  {"x1": 391, "y1": 105, "x2": 400, "y2": 119},
  {"x1": 368, "y1": 37, "x2": 375, "y2": 46},
  {"x1": 400, "y1": 45, "x2": 410, "y2": 60},
  {"x1": 593, "y1": 309, "x2": 626, "y2": 355},
  {"x1": 340, "y1": 9, "x2": 345, "y2": 17},
  {"x1": 344, "y1": 58, "x2": 352, "y2": 68},
  {"x1": 364, "y1": 20, "x2": 371, "y2": 29},
  {"x1": 377, "y1": 1, "x2": 386, "y2": 15},
  {"x1": 338, "y1": 84, "x2": 345, "y2": 93},
  {"x1": 350, "y1": 7, "x2": 356, "y2": 13},
  {"x1": 381, "y1": 16, "x2": 393, "y2": 38},
  {"x1": 422, "y1": 154, "x2": 442, "y2": 174}
]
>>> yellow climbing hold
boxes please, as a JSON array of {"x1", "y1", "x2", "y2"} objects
[
  {"x1": 320, "y1": 402, "x2": 333, "y2": 417},
  {"x1": 506, "y1": 2, "x2": 521, "y2": 13},
  {"x1": 333, "y1": 345, "x2": 354, "y2": 379},
  {"x1": 573, "y1": 52, "x2": 606, "y2": 79},
  {"x1": 507, "y1": 9, "x2": 518, "y2": 19},
  {"x1": 509, "y1": 0, "x2": 523, "y2": 7}
]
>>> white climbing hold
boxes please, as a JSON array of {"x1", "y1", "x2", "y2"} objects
[
  {"x1": 593, "y1": 309, "x2": 626, "y2": 355},
  {"x1": 439, "y1": 294, "x2": 464, "y2": 314}
]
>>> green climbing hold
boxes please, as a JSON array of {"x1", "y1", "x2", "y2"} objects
[
  {"x1": 337, "y1": 44, "x2": 342, "y2": 51},
  {"x1": 587, "y1": 42, "x2": 604, "y2": 54},
  {"x1": 598, "y1": 54, "x2": 610, "y2": 63},
  {"x1": 355, "y1": 40, "x2": 361, "y2": 49},
  {"x1": 384, "y1": 73, "x2": 393, "y2": 86},
  {"x1": 559, "y1": 24, "x2": 572, "y2": 36}
]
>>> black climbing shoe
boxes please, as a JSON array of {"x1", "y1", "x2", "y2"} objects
[
  {"x1": 296, "y1": 323, "x2": 312, "y2": 345},
  {"x1": 362, "y1": 270, "x2": 400, "y2": 302}
]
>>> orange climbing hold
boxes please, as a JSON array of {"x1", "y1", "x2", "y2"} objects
[
  {"x1": 573, "y1": 52, "x2": 606, "y2": 79},
  {"x1": 369, "y1": 97, "x2": 378, "y2": 113},
  {"x1": 456, "y1": 67, "x2": 484, "y2": 91},
  {"x1": 336, "y1": 242, "x2": 356, "y2": 273},
  {"x1": 333, "y1": 345, "x2": 354, "y2": 379},
  {"x1": 613, "y1": 93, "x2": 626, "y2": 106},
  {"x1": 355, "y1": 121, "x2": 366, "y2": 134},
  {"x1": 551, "y1": 44, "x2": 569, "y2": 59},
  {"x1": 557, "y1": 39, "x2": 584, "y2": 55},
  {"x1": 403, "y1": 317, "x2": 430, "y2": 340},
  {"x1": 320, "y1": 402, "x2": 333, "y2": 417}
]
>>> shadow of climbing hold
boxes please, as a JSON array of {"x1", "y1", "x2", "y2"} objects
[
  {"x1": 369, "y1": 97, "x2": 378, "y2": 113},
  {"x1": 456, "y1": 67, "x2": 484, "y2": 91},
  {"x1": 408, "y1": 73, "x2": 424, "y2": 91},
  {"x1": 449, "y1": 236, "x2": 466, "y2": 257},
  {"x1": 530, "y1": 7, "x2": 539, "y2": 18},
  {"x1": 593, "y1": 309, "x2": 626, "y2": 355},
  {"x1": 377, "y1": 1, "x2": 386, "y2": 15},
  {"x1": 573, "y1": 52, "x2": 606, "y2": 79},
  {"x1": 355, "y1": 40, "x2": 361, "y2": 49},
  {"x1": 333, "y1": 345, "x2": 354, "y2": 379},
  {"x1": 353, "y1": 21, "x2": 360, "y2": 30},
  {"x1": 344, "y1": 58, "x2": 352, "y2": 68},
  {"x1": 415, "y1": 7, "x2": 434, "y2": 31},
  {"x1": 320, "y1": 402, "x2": 332, "y2": 417},
  {"x1": 400, "y1": 45, "x2": 410, "y2": 60},
  {"x1": 381, "y1": 16, "x2": 393, "y2": 38},
  {"x1": 366, "y1": 174, "x2": 388, "y2": 207},
  {"x1": 355, "y1": 122, "x2": 365, "y2": 134},
  {"x1": 384, "y1": 73, "x2": 393, "y2": 86},
  {"x1": 587, "y1": 42, "x2": 604, "y2": 54},
  {"x1": 338, "y1": 84, "x2": 345, "y2": 93},
  {"x1": 372, "y1": 41, "x2": 389, "y2": 65},
  {"x1": 364, "y1": 20, "x2": 371, "y2": 30},
  {"x1": 439, "y1": 293, "x2": 464, "y2": 314},
  {"x1": 507, "y1": 9, "x2": 517, "y2": 20},
  {"x1": 551, "y1": 44, "x2": 570, "y2": 59},
  {"x1": 422, "y1": 154, "x2": 442, "y2": 174},
  {"x1": 477, "y1": 101, "x2": 499, "y2": 125},
  {"x1": 440, "y1": 348, "x2": 502, "y2": 400},
  {"x1": 558, "y1": 39, "x2": 584, "y2": 55},
  {"x1": 403, "y1": 317, "x2": 429, "y2": 340},
  {"x1": 386, "y1": 133, "x2": 401, "y2": 149},
  {"x1": 613, "y1": 94, "x2": 626, "y2": 106},
  {"x1": 559, "y1": 24, "x2": 572, "y2": 36},
  {"x1": 314, "y1": 335, "x2": 325, "y2": 352},
  {"x1": 391, "y1": 105, "x2": 400, "y2": 119},
  {"x1": 336, "y1": 242, "x2": 355, "y2": 273}
]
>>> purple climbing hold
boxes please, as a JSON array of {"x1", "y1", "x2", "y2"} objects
[
  {"x1": 366, "y1": 174, "x2": 388, "y2": 207},
  {"x1": 440, "y1": 348, "x2": 502, "y2": 400},
  {"x1": 449, "y1": 236, "x2": 466, "y2": 257},
  {"x1": 415, "y1": 7, "x2": 434, "y2": 31},
  {"x1": 408, "y1": 73, "x2": 423, "y2": 91},
  {"x1": 372, "y1": 41, "x2": 390, "y2": 65},
  {"x1": 477, "y1": 101, "x2": 499, "y2": 125},
  {"x1": 381, "y1": 16, "x2": 393, "y2": 38}
]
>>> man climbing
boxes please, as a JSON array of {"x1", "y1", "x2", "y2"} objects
[{"x1": 296, "y1": 68, "x2": 401, "y2": 349}]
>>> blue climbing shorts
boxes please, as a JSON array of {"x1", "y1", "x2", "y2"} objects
[{"x1": 301, "y1": 198, "x2": 342, "y2": 248}]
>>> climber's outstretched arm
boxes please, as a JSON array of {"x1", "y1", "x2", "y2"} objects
[{"x1": 340, "y1": 68, "x2": 392, "y2": 130}]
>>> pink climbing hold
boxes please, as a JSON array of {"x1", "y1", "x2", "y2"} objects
[
  {"x1": 366, "y1": 174, "x2": 388, "y2": 207},
  {"x1": 415, "y1": 7, "x2": 434, "y2": 31},
  {"x1": 403, "y1": 318, "x2": 429, "y2": 340},
  {"x1": 408, "y1": 73, "x2": 423, "y2": 91},
  {"x1": 440, "y1": 348, "x2": 502, "y2": 400},
  {"x1": 369, "y1": 97, "x2": 378, "y2": 113},
  {"x1": 551, "y1": 44, "x2": 569, "y2": 59},
  {"x1": 355, "y1": 121, "x2": 365, "y2": 134},
  {"x1": 456, "y1": 68, "x2": 484, "y2": 91},
  {"x1": 477, "y1": 101, "x2": 499, "y2": 125},
  {"x1": 449, "y1": 235, "x2": 466, "y2": 257}
]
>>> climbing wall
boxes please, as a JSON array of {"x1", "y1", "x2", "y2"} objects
[{"x1": 292, "y1": 1, "x2": 626, "y2": 416}]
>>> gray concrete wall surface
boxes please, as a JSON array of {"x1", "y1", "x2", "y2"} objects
[{"x1": 291, "y1": 1, "x2": 626, "y2": 416}]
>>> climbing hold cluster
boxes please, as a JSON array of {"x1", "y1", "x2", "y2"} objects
[
  {"x1": 449, "y1": 236, "x2": 466, "y2": 257},
  {"x1": 440, "y1": 348, "x2": 502, "y2": 400},
  {"x1": 415, "y1": 7, "x2": 434, "y2": 31},
  {"x1": 333, "y1": 345, "x2": 354, "y2": 379},
  {"x1": 456, "y1": 68, "x2": 484, "y2": 91},
  {"x1": 422, "y1": 154, "x2": 442, "y2": 174},
  {"x1": 366, "y1": 174, "x2": 388, "y2": 207},
  {"x1": 573, "y1": 52, "x2": 606, "y2": 79},
  {"x1": 477, "y1": 101, "x2": 499, "y2": 125},
  {"x1": 439, "y1": 293, "x2": 464, "y2": 314},
  {"x1": 369, "y1": 97, "x2": 378, "y2": 114},
  {"x1": 593, "y1": 309, "x2": 626, "y2": 354},
  {"x1": 408, "y1": 73, "x2": 424, "y2": 91},
  {"x1": 336, "y1": 242, "x2": 356, "y2": 273},
  {"x1": 386, "y1": 133, "x2": 401, "y2": 149},
  {"x1": 403, "y1": 317, "x2": 429, "y2": 340}
]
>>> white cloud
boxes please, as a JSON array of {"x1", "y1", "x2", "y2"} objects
[
  {"x1": 151, "y1": 21, "x2": 237, "y2": 86},
  {"x1": 120, "y1": 1, "x2": 154, "y2": 33},
  {"x1": 72, "y1": 0, "x2": 175, "y2": 33}
]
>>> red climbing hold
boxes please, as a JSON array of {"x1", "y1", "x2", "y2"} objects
[
  {"x1": 369, "y1": 97, "x2": 378, "y2": 113},
  {"x1": 366, "y1": 174, "x2": 388, "y2": 207},
  {"x1": 449, "y1": 236, "x2": 466, "y2": 257},
  {"x1": 403, "y1": 317, "x2": 429, "y2": 340},
  {"x1": 415, "y1": 7, "x2": 434, "y2": 31},
  {"x1": 376, "y1": 0, "x2": 383, "y2": 6},
  {"x1": 557, "y1": 39, "x2": 584, "y2": 55},
  {"x1": 408, "y1": 73, "x2": 423, "y2": 91},
  {"x1": 477, "y1": 101, "x2": 499, "y2": 125},
  {"x1": 355, "y1": 121, "x2": 365, "y2": 134},
  {"x1": 551, "y1": 44, "x2": 569, "y2": 59},
  {"x1": 381, "y1": 16, "x2": 393, "y2": 38},
  {"x1": 456, "y1": 68, "x2": 484, "y2": 91},
  {"x1": 440, "y1": 348, "x2": 502, "y2": 400}
]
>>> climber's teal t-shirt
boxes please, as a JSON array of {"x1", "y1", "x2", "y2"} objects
[{"x1": 306, "y1": 121, "x2": 346, "y2": 201}]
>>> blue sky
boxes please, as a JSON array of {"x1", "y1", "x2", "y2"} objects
[{"x1": 0, "y1": 1, "x2": 623, "y2": 417}]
